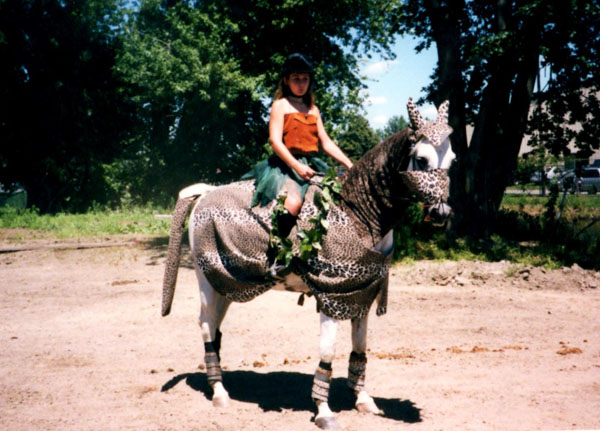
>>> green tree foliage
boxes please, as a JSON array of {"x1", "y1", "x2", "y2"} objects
[
  {"x1": 200, "y1": 0, "x2": 400, "y2": 127},
  {"x1": 0, "y1": 0, "x2": 132, "y2": 212},
  {"x1": 111, "y1": 0, "x2": 400, "y2": 205},
  {"x1": 336, "y1": 114, "x2": 380, "y2": 162},
  {"x1": 376, "y1": 115, "x2": 409, "y2": 141},
  {"x1": 112, "y1": 0, "x2": 266, "y2": 204},
  {"x1": 0, "y1": 0, "x2": 401, "y2": 211},
  {"x1": 395, "y1": 0, "x2": 600, "y2": 236}
]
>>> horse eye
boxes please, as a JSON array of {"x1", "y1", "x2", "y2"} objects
[{"x1": 416, "y1": 157, "x2": 429, "y2": 170}]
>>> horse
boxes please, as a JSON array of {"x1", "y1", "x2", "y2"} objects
[{"x1": 161, "y1": 98, "x2": 455, "y2": 429}]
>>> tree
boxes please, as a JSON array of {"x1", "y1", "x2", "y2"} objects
[
  {"x1": 377, "y1": 115, "x2": 409, "y2": 141},
  {"x1": 336, "y1": 114, "x2": 380, "y2": 162},
  {"x1": 395, "y1": 0, "x2": 600, "y2": 236},
  {"x1": 0, "y1": 0, "x2": 132, "y2": 212},
  {"x1": 200, "y1": 0, "x2": 401, "y2": 128},
  {"x1": 113, "y1": 0, "x2": 266, "y2": 204},
  {"x1": 114, "y1": 0, "x2": 402, "y2": 204}
]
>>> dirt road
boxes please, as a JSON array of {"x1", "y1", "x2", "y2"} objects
[{"x1": 1, "y1": 236, "x2": 599, "y2": 431}]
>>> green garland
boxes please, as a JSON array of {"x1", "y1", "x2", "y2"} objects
[{"x1": 270, "y1": 169, "x2": 342, "y2": 267}]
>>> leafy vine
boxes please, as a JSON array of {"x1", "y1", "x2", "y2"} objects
[{"x1": 269, "y1": 169, "x2": 342, "y2": 267}]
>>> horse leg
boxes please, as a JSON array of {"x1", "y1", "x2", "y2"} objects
[
  {"x1": 349, "y1": 315, "x2": 381, "y2": 414},
  {"x1": 313, "y1": 313, "x2": 341, "y2": 429},
  {"x1": 197, "y1": 269, "x2": 231, "y2": 408}
]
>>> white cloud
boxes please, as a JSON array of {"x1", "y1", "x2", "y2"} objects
[
  {"x1": 371, "y1": 115, "x2": 389, "y2": 126},
  {"x1": 421, "y1": 105, "x2": 438, "y2": 120},
  {"x1": 365, "y1": 96, "x2": 388, "y2": 106},
  {"x1": 363, "y1": 60, "x2": 398, "y2": 77}
]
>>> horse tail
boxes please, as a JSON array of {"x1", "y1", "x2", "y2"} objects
[
  {"x1": 161, "y1": 183, "x2": 216, "y2": 317},
  {"x1": 161, "y1": 196, "x2": 195, "y2": 316}
]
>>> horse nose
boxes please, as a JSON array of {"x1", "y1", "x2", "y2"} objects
[{"x1": 428, "y1": 202, "x2": 452, "y2": 226}]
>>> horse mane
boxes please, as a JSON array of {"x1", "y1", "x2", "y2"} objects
[{"x1": 339, "y1": 128, "x2": 413, "y2": 248}]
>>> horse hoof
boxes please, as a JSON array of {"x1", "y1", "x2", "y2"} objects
[
  {"x1": 212, "y1": 394, "x2": 230, "y2": 408},
  {"x1": 356, "y1": 401, "x2": 381, "y2": 415},
  {"x1": 315, "y1": 416, "x2": 342, "y2": 430}
]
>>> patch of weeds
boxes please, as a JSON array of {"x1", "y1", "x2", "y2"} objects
[
  {"x1": 393, "y1": 198, "x2": 599, "y2": 270},
  {"x1": 0, "y1": 205, "x2": 171, "y2": 238}
]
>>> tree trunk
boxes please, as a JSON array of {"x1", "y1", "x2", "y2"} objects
[
  {"x1": 426, "y1": 0, "x2": 541, "y2": 237},
  {"x1": 423, "y1": 0, "x2": 470, "y2": 231}
]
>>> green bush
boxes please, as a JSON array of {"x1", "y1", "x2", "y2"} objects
[{"x1": 392, "y1": 193, "x2": 600, "y2": 270}]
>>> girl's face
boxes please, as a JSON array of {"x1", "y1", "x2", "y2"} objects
[{"x1": 284, "y1": 73, "x2": 311, "y2": 97}]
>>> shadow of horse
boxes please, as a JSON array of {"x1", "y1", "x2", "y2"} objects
[{"x1": 162, "y1": 370, "x2": 421, "y2": 423}]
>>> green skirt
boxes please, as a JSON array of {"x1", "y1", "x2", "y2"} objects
[{"x1": 241, "y1": 154, "x2": 330, "y2": 207}]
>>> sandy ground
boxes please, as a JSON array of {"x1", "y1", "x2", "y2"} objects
[{"x1": 1, "y1": 234, "x2": 599, "y2": 431}]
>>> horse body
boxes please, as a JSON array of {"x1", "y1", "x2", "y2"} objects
[{"x1": 161, "y1": 100, "x2": 455, "y2": 429}]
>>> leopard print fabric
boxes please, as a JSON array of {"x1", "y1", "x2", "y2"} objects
[
  {"x1": 399, "y1": 169, "x2": 450, "y2": 205},
  {"x1": 190, "y1": 180, "x2": 391, "y2": 320},
  {"x1": 162, "y1": 196, "x2": 196, "y2": 316},
  {"x1": 407, "y1": 97, "x2": 452, "y2": 147}
]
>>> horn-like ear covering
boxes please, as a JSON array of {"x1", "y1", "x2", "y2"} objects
[
  {"x1": 407, "y1": 97, "x2": 425, "y2": 130},
  {"x1": 436, "y1": 100, "x2": 450, "y2": 124}
]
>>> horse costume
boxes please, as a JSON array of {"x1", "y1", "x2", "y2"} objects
[{"x1": 161, "y1": 98, "x2": 455, "y2": 429}]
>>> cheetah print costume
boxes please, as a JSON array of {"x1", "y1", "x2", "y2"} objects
[
  {"x1": 162, "y1": 101, "x2": 453, "y2": 320},
  {"x1": 407, "y1": 97, "x2": 452, "y2": 147},
  {"x1": 189, "y1": 179, "x2": 391, "y2": 320}
]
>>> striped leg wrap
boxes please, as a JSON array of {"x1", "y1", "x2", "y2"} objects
[
  {"x1": 347, "y1": 351, "x2": 367, "y2": 393},
  {"x1": 204, "y1": 352, "x2": 222, "y2": 384},
  {"x1": 311, "y1": 363, "x2": 333, "y2": 403}
]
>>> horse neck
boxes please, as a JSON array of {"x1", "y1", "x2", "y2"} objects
[{"x1": 339, "y1": 129, "x2": 411, "y2": 248}]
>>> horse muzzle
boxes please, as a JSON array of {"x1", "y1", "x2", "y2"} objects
[{"x1": 424, "y1": 202, "x2": 452, "y2": 227}]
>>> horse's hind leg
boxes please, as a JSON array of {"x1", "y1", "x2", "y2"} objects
[
  {"x1": 349, "y1": 315, "x2": 381, "y2": 414},
  {"x1": 197, "y1": 268, "x2": 231, "y2": 408}
]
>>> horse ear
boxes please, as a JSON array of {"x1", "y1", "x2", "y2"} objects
[
  {"x1": 437, "y1": 100, "x2": 450, "y2": 124},
  {"x1": 407, "y1": 97, "x2": 425, "y2": 130}
]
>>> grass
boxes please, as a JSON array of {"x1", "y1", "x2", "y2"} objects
[
  {"x1": 0, "y1": 205, "x2": 171, "y2": 239},
  {"x1": 2, "y1": 192, "x2": 599, "y2": 270},
  {"x1": 394, "y1": 192, "x2": 600, "y2": 270},
  {"x1": 502, "y1": 193, "x2": 600, "y2": 216}
]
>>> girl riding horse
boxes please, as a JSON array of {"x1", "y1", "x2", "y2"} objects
[{"x1": 243, "y1": 53, "x2": 353, "y2": 274}]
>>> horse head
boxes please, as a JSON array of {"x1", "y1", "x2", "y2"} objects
[{"x1": 400, "y1": 97, "x2": 455, "y2": 226}]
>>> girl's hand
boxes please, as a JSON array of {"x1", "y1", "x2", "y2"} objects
[{"x1": 294, "y1": 163, "x2": 316, "y2": 180}]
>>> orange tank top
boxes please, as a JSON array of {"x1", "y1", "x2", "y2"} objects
[{"x1": 283, "y1": 113, "x2": 319, "y2": 155}]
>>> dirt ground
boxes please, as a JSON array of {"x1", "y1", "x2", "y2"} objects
[{"x1": 1, "y1": 234, "x2": 599, "y2": 431}]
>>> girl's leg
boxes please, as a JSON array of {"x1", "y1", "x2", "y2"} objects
[
  {"x1": 268, "y1": 179, "x2": 303, "y2": 276},
  {"x1": 281, "y1": 177, "x2": 303, "y2": 216}
]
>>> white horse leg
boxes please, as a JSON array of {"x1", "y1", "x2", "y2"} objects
[
  {"x1": 197, "y1": 268, "x2": 231, "y2": 408},
  {"x1": 350, "y1": 315, "x2": 381, "y2": 415},
  {"x1": 313, "y1": 313, "x2": 341, "y2": 429}
]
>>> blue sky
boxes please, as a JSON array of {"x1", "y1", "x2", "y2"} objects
[{"x1": 360, "y1": 37, "x2": 438, "y2": 129}]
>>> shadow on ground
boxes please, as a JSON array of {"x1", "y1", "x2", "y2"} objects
[{"x1": 162, "y1": 370, "x2": 421, "y2": 423}]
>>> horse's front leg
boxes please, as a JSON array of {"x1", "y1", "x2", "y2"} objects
[
  {"x1": 197, "y1": 269, "x2": 231, "y2": 408},
  {"x1": 312, "y1": 313, "x2": 340, "y2": 429},
  {"x1": 349, "y1": 315, "x2": 381, "y2": 415}
]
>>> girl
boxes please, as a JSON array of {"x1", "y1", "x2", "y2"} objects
[{"x1": 243, "y1": 53, "x2": 353, "y2": 271}]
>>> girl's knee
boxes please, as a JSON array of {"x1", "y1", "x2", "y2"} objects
[{"x1": 284, "y1": 195, "x2": 303, "y2": 216}]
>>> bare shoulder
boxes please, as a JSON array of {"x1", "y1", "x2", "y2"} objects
[
  {"x1": 271, "y1": 98, "x2": 291, "y2": 114},
  {"x1": 309, "y1": 105, "x2": 322, "y2": 118}
]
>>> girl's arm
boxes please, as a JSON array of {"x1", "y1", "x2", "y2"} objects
[
  {"x1": 315, "y1": 108, "x2": 353, "y2": 170},
  {"x1": 269, "y1": 100, "x2": 315, "y2": 180}
]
